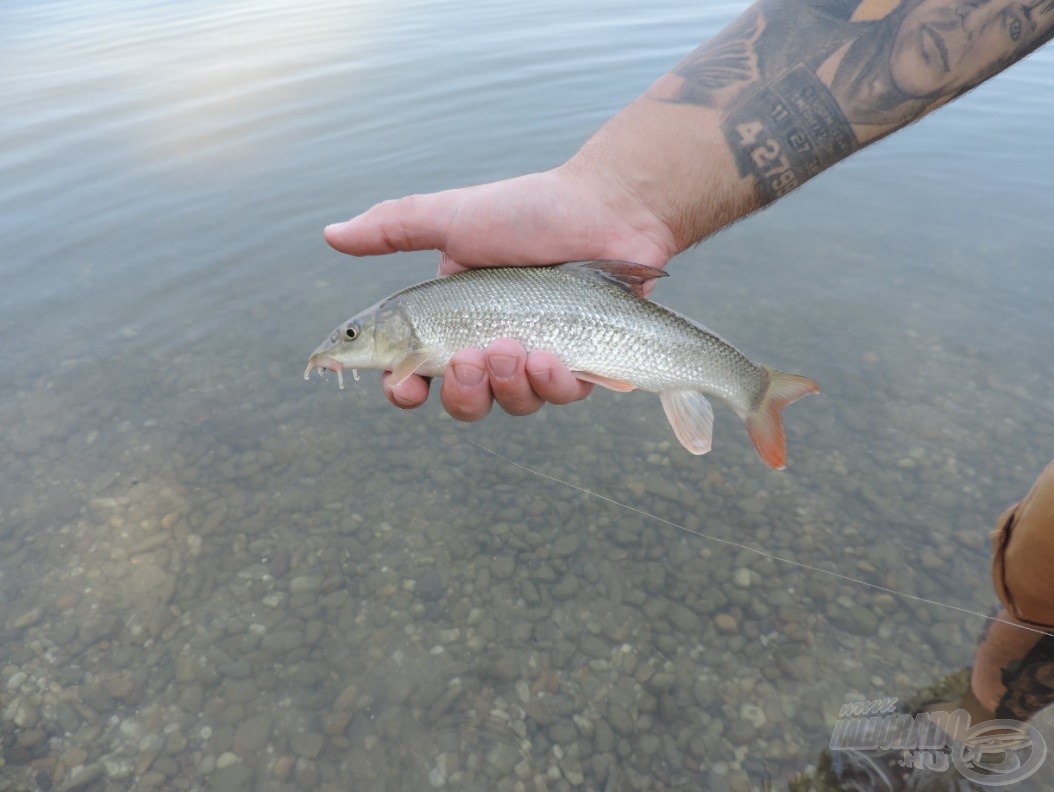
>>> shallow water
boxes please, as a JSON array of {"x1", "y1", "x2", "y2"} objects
[{"x1": 2, "y1": 1, "x2": 1053, "y2": 789}]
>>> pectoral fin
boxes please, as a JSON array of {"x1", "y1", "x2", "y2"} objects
[
  {"x1": 660, "y1": 390, "x2": 715, "y2": 455},
  {"x1": 574, "y1": 371, "x2": 637, "y2": 392},
  {"x1": 388, "y1": 350, "x2": 437, "y2": 388}
]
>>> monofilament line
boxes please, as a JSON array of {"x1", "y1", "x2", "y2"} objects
[
  {"x1": 455, "y1": 435, "x2": 1054, "y2": 639},
  {"x1": 344, "y1": 385, "x2": 1054, "y2": 639}
]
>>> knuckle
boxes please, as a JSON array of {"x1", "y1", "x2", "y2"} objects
[
  {"x1": 441, "y1": 382, "x2": 491, "y2": 422},
  {"x1": 385, "y1": 375, "x2": 427, "y2": 409},
  {"x1": 495, "y1": 390, "x2": 542, "y2": 417},
  {"x1": 447, "y1": 401, "x2": 492, "y2": 422},
  {"x1": 388, "y1": 392, "x2": 420, "y2": 409},
  {"x1": 501, "y1": 403, "x2": 541, "y2": 417},
  {"x1": 549, "y1": 382, "x2": 592, "y2": 405},
  {"x1": 543, "y1": 390, "x2": 574, "y2": 406}
]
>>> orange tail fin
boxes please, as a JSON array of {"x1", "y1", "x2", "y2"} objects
[{"x1": 745, "y1": 367, "x2": 820, "y2": 470}]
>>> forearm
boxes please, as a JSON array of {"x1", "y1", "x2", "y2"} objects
[{"x1": 567, "y1": 0, "x2": 1054, "y2": 249}]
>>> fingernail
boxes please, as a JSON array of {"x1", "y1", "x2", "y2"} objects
[
  {"x1": 453, "y1": 362, "x2": 485, "y2": 386},
  {"x1": 488, "y1": 354, "x2": 518, "y2": 380},
  {"x1": 324, "y1": 222, "x2": 346, "y2": 234}
]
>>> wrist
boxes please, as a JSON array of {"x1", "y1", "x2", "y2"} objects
[{"x1": 563, "y1": 88, "x2": 759, "y2": 252}]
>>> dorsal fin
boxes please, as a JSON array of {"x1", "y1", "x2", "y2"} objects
[{"x1": 559, "y1": 260, "x2": 668, "y2": 297}]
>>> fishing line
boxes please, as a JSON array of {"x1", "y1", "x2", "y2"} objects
[
  {"x1": 458, "y1": 436, "x2": 1054, "y2": 639},
  {"x1": 343, "y1": 383, "x2": 1054, "y2": 639}
]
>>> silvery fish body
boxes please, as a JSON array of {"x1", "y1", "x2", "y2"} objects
[{"x1": 307, "y1": 261, "x2": 819, "y2": 468}]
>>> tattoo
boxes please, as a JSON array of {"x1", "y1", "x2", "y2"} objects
[
  {"x1": 995, "y1": 634, "x2": 1054, "y2": 721},
  {"x1": 661, "y1": 0, "x2": 1054, "y2": 205},
  {"x1": 672, "y1": 9, "x2": 764, "y2": 106},
  {"x1": 722, "y1": 66, "x2": 856, "y2": 202}
]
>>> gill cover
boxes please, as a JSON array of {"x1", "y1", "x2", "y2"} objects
[{"x1": 372, "y1": 303, "x2": 439, "y2": 387}]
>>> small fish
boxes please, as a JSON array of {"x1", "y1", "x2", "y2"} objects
[{"x1": 306, "y1": 261, "x2": 819, "y2": 469}]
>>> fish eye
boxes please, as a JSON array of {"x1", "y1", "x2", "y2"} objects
[{"x1": 343, "y1": 324, "x2": 359, "y2": 341}]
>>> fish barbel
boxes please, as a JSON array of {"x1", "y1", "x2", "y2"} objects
[{"x1": 306, "y1": 260, "x2": 819, "y2": 469}]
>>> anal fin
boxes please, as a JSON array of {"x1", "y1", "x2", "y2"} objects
[{"x1": 660, "y1": 390, "x2": 715, "y2": 455}]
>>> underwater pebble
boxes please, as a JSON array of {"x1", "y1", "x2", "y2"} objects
[
  {"x1": 1, "y1": 276, "x2": 1025, "y2": 792},
  {"x1": 290, "y1": 731, "x2": 325, "y2": 759},
  {"x1": 715, "y1": 614, "x2": 739, "y2": 633}
]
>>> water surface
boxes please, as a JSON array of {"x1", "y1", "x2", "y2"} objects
[{"x1": 2, "y1": 1, "x2": 1053, "y2": 789}]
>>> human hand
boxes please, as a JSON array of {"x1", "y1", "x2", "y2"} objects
[{"x1": 324, "y1": 165, "x2": 679, "y2": 420}]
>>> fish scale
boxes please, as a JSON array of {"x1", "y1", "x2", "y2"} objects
[
  {"x1": 307, "y1": 260, "x2": 819, "y2": 469},
  {"x1": 398, "y1": 266, "x2": 760, "y2": 399}
]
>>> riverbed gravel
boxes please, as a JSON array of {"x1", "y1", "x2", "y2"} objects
[{"x1": 2, "y1": 329, "x2": 1052, "y2": 791}]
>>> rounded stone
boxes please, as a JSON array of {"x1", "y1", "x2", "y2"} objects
[
  {"x1": 233, "y1": 713, "x2": 273, "y2": 753},
  {"x1": 224, "y1": 680, "x2": 258, "y2": 704},
  {"x1": 547, "y1": 720, "x2": 578, "y2": 745},
  {"x1": 552, "y1": 535, "x2": 580, "y2": 557},
  {"x1": 290, "y1": 731, "x2": 325, "y2": 759},
  {"x1": 715, "y1": 614, "x2": 738, "y2": 633},
  {"x1": 482, "y1": 651, "x2": 520, "y2": 682},
  {"x1": 5, "y1": 671, "x2": 27, "y2": 691},
  {"x1": 490, "y1": 556, "x2": 516, "y2": 580},
  {"x1": 289, "y1": 575, "x2": 323, "y2": 594},
  {"x1": 640, "y1": 734, "x2": 661, "y2": 755},
  {"x1": 416, "y1": 569, "x2": 444, "y2": 601},
  {"x1": 216, "y1": 752, "x2": 239, "y2": 769},
  {"x1": 606, "y1": 704, "x2": 635, "y2": 736}
]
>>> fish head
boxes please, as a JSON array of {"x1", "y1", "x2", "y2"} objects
[{"x1": 305, "y1": 303, "x2": 414, "y2": 383}]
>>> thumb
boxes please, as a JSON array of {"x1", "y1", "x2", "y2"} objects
[{"x1": 324, "y1": 191, "x2": 461, "y2": 256}]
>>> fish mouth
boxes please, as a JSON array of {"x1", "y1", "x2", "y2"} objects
[{"x1": 304, "y1": 356, "x2": 359, "y2": 390}]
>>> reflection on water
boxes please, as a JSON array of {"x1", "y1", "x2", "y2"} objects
[{"x1": 2, "y1": 0, "x2": 1053, "y2": 789}]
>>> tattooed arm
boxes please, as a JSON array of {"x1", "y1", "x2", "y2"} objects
[
  {"x1": 326, "y1": 0, "x2": 1052, "y2": 420},
  {"x1": 566, "y1": 0, "x2": 1054, "y2": 248}
]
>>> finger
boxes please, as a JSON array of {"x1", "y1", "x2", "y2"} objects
[
  {"x1": 440, "y1": 349, "x2": 494, "y2": 422},
  {"x1": 525, "y1": 350, "x2": 594, "y2": 405},
  {"x1": 325, "y1": 191, "x2": 462, "y2": 256},
  {"x1": 485, "y1": 339, "x2": 544, "y2": 417},
  {"x1": 382, "y1": 372, "x2": 431, "y2": 409}
]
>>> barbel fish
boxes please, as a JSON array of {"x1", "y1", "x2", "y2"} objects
[{"x1": 306, "y1": 261, "x2": 819, "y2": 469}]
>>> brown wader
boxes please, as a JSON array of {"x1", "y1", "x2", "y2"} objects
[{"x1": 970, "y1": 461, "x2": 1054, "y2": 723}]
